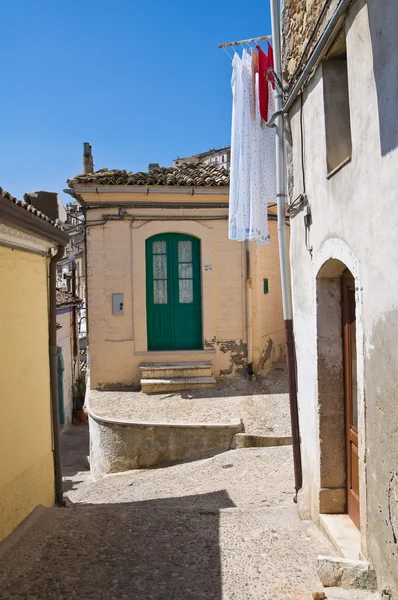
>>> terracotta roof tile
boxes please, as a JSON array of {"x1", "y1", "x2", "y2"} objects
[
  {"x1": 56, "y1": 289, "x2": 82, "y2": 307},
  {"x1": 0, "y1": 187, "x2": 63, "y2": 229},
  {"x1": 67, "y1": 163, "x2": 230, "y2": 188}
]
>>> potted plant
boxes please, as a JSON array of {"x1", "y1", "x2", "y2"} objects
[{"x1": 73, "y1": 375, "x2": 88, "y2": 423}]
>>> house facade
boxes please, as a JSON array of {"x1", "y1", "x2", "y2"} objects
[
  {"x1": 0, "y1": 187, "x2": 68, "y2": 542},
  {"x1": 67, "y1": 160, "x2": 287, "y2": 390},
  {"x1": 283, "y1": 0, "x2": 398, "y2": 595},
  {"x1": 173, "y1": 146, "x2": 231, "y2": 171}
]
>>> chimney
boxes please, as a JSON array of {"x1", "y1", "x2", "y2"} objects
[
  {"x1": 83, "y1": 142, "x2": 94, "y2": 174},
  {"x1": 148, "y1": 162, "x2": 160, "y2": 171}
]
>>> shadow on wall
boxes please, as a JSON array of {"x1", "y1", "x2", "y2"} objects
[
  {"x1": 0, "y1": 491, "x2": 234, "y2": 600},
  {"x1": 367, "y1": 0, "x2": 398, "y2": 156}
]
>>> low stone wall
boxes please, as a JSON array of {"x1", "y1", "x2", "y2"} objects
[{"x1": 88, "y1": 405, "x2": 243, "y2": 478}]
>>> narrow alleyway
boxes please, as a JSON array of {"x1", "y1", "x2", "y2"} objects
[{"x1": 0, "y1": 421, "x2": 341, "y2": 600}]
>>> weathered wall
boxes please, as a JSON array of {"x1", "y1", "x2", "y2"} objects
[
  {"x1": 83, "y1": 191, "x2": 286, "y2": 388},
  {"x1": 0, "y1": 246, "x2": 54, "y2": 541},
  {"x1": 88, "y1": 411, "x2": 242, "y2": 477},
  {"x1": 282, "y1": 0, "x2": 339, "y2": 82},
  {"x1": 56, "y1": 308, "x2": 74, "y2": 425},
  {"x1": 285, "y1": 0, "x2": 398, "y2": 595}
]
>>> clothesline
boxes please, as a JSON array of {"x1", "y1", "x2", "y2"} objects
[{"x1": 218, "y1": 34, "x2": 272, "y2": 49}]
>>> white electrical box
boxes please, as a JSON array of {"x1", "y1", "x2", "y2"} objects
[{"x1": 112, "y1": 293, "x2": 124, "y2": 315}]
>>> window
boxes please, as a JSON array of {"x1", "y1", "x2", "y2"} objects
[
  {"x1": 153, "y1": 241, "x2": 167, "y2": 304},
  {"x1": 178, "y1": 241, "x2": 193, "y2": 304},
  {"x1": 323, "y1": 34, "x2": 352, "y2": 176}
]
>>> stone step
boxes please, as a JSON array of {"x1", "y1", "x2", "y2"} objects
[
  {"x1": 232, "y1": 433, "x2": 293, "y2": 449},
  {"x1": 141, "y1": 376, "x2": 217, "y2": 394},
  {"x1": 140, "y1": 361, "x2": 213, "y2": 379}
]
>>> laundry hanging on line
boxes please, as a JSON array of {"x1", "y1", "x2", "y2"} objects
[{"x1": 228, "y1": 44, "x2": 276, "y2": 246}]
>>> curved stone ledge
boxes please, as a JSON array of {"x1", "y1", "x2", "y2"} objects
[{"x1": 88, "y1": 400, "x2": 243, "y2": 478}]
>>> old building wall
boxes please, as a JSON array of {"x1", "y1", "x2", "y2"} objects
[
  {"x1": 85, "y1": 202, "x2": 247, "y2": 388},
  {"x1": 252, "y1": 221, "x2": 287, "y2": 374},
  {"x1": 285, "y1": 0, "x2": 398, "y2": 594},
  {"x1": 56, "y1": 309, "x2": 74, "y2": 425},
  {"x1": 84, "y1": 193, "x2": 286, "y2": 388},
  {"x1": 281, "y1": 0, "x2": 340, "y2": 82},
  {"x1": 0, "y1": 246, "x2": 54, "y2": 542}
]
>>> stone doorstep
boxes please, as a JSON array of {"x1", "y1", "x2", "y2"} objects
[
  {"x1": 317, "y1": 555, "x2": 378, "y2": 593},
  {"x1": 140, "y1": 376, "x2": 217, "y2": 394},
  {"x1": 232, "y1": 433, "x2": 293, "y2": 449},
  {"x1": 139, "y1": 361, "x2": 213, "y2": 370},
  {"x1": 320, "y1": 514, "x2": 361, "y2": 561},
  {"x1": 140, "y1": 362, "x2": 213, "y2": 380}
]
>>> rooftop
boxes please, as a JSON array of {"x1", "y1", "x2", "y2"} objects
[
  {"x1": 56, "y1": 290, "x2": 82, "y2": 307},
  {"x1": 0, "y1": 186, "x2": 63, "y2": 229},
  {"x1": 67, "y1": 163, "x2": 230, "y2": 188}
]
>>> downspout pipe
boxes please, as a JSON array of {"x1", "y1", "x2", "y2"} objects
[
  {"x1": 270, "y1": 0, "x2": 302, "y2": 499},
  {"x1": 49, "y1": 244, "x2": 66, "y2": 506}
]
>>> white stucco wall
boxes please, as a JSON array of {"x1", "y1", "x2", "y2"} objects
[{"x1": 287, "y1": 0, "x2": 398, "y2": 594}]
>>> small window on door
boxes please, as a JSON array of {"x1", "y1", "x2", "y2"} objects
[
  {"x1": 153, "y1": 241, "x2": 167, "y2": 304},
  {"x1": 323, "y1": 31, "x2": 352, "y2": 177},
  {"x1": 178, "y1": 240, "x2": 193, "y2": 304}
]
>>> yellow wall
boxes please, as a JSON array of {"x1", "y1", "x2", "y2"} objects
[
  {"x1": 83, "y1": 192, "x2": 286, "y2": 388},
  {"x1": 0, "y1": 246, "x2": 54, "y2": 541},
  {"x1": 252, "y1": 221, "x2": 288, "y2": 373}
]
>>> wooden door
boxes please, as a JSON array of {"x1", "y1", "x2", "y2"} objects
[
  {"x1": 146, "y1": 233, "x2": 202, "y2": 351},
  {"x1": 342, "y1": 272, "x2": 360, "y2": 529}
]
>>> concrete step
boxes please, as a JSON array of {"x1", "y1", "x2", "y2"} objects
[
  {"x1": 141, "y1": 376, "x2": 217, "y2": 394},
  {"x1": 140, "y1": 361, "x2": 212, "y2": 379}
]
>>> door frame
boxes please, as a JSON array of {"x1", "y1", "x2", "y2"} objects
[
  {"x1": 342, "y1": 271, "x2": 360, "y2": 529},
  {"x1": 132, "y1": 221, "x2": 215, "y2": 354},
  {"x1": 145, "y1": 232, "x2": 203, "y2": 351},
  {"x1": 313, "y1": 240, "x2": 368, "y2": 557}
]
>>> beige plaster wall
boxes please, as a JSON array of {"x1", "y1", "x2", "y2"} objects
[
  {"x1": 83, "y1": 192, "x2": 286, "y2": 388},
  {"x1": 252, "y1": 222, "x2": 287, "y2": 374}
]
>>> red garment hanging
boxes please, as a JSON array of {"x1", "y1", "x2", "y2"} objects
[
  {"x1": 256, "y1": 43, "x2": 275, "y2": 122},
  {"x1": 267, "y1": 41, "x2": 275, "y2": 90}
]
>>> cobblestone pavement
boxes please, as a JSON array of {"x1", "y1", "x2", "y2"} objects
[
  {"x1": 0, "y1": 423, "x2": 341, "y2": 600},
  {"x1": 90, "y1": 367, "x2": 291, "y2": 436}
]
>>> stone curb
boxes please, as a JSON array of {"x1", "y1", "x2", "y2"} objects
[
  {"x1": 231, "y1": 433, "x2": 293, "y2": 449},
  {"x1": 87, "y1": 392, "x2": 243, "y2": 429},
  {"x1": 317, "y1": 555, "x2": 378, "y2": 592}
]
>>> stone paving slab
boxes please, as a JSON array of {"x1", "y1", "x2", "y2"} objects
[
  {"x1": 90, "y1": 368, "x2": 290, "y2": 436},
  {"x1": 0, "y1": 434, "x2": 340, "y2": 600}
]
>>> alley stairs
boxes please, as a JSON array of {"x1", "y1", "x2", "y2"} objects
[{"x1": 140, "y1": 361, "x2": 216, "y2": 393}]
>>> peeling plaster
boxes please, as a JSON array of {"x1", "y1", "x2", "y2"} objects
[{"x1": 204, "y1": 338, "x2": 248, "y2": 376}]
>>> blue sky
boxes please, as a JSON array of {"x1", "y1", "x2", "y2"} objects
[{"x1": 0, "y1": 0, "x2": 271, "y2": 203}]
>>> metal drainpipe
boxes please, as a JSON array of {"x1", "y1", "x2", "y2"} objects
[
  {"x1": 49, "y1": 244, "x2": 66, "y2": 506},
  {"x1": 270, "y1": 0, "x2": 302, "y2": 500}
]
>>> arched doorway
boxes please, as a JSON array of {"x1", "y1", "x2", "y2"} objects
[
  {"x1": 145, "y1": 233, "x2": 202, "y2": 351},
  {"x1": 316, "y1": 260, "x2": 360, "y2": 528}
]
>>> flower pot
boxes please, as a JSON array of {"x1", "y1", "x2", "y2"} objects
[{"x1": 74, "y1": 409, "x2": 88, "y2": 423}]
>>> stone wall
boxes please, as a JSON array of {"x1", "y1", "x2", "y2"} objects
[{"x1": 282, "y1": 0, "x2": 340, "y2": 83}]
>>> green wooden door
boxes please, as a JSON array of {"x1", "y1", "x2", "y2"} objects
[{"x1": 146, "y1": 233, "x2": 202, "y2": 351}]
